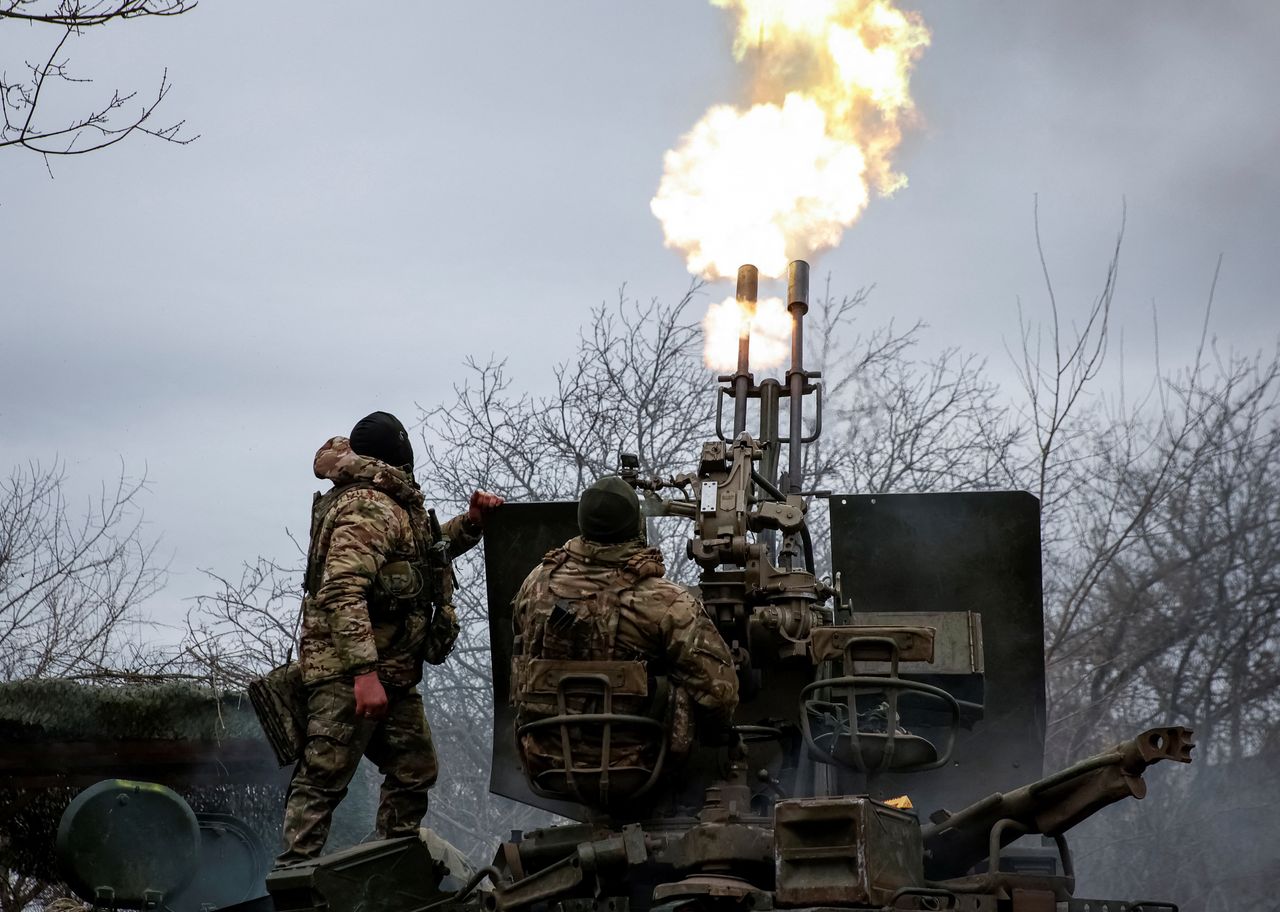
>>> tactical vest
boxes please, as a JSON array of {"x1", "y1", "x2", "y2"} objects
[
  {"x1": 304, "y1": 482, "x2": 435, "y2": 616},
  {"x1": 512, "y1": 549, "x2": 656, "y2": 719}
]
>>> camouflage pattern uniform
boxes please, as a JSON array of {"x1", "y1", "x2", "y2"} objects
[
  {"x1": 511, "y1": 536, "x2": 738, "y2": 781},
  {"x1": 278, "y1": 436, "x2": 481, "y2": 866}
]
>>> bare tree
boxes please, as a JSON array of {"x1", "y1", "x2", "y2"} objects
[
  {"x1": 0, "y1": 460, "x2": 165, "y2": 912},
  {"x1": 1044, "y1": 346, "x2": 1280, "y2": 761},
  {"x1": 1069, "y1": 346, "x2": 1280, "y2": 909},
  {"x1": 0, "y1": 461, "x2": 163, "y2": 681},
  {"x1": 180, "y1": 557, "x2": 304, "y2": 690},
  {"x1": 805, "y1": 279, "x2": 1020, "y2": 500},
  {"x1": 1, "y1": 0, "x2": 196, "y2": 163},
  {"x1": 1007, "y1": 216, "x2": 1280, "y2": 767},
  {"x1": 1006, "y1": 203, "x2": 1280, "y2": 907},
  {"x1": 421, "y1": 283, "x2": 714, "y2": 504}
]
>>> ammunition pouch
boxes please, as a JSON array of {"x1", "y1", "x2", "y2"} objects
[
  {"x1": 422, "y1": 602, "x2": 460, "y2": 666},
  {"x1": 248, "y1": 662, "x2": 308, "y2": 766},
  {"x1": 377, "y1": 559, "x2": 424, "y2": 599}
]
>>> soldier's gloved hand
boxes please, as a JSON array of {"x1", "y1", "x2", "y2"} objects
[
  {"x1": 468, "y1": 490, "x2": 505, "y2": 528},
  {"x1": 354, "y1": 670, "x2": 388, "y2": 720}
]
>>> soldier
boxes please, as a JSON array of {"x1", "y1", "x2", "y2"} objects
[
  {"x1": 511, "y1": 475, "x2": 738, "y2": 797},
  {"x1": 277, "y1": 410, "x2": 503, "y2": 866}
]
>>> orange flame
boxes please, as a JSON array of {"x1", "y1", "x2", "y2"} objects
[{"x1": 652, "y1": 0, "x2": 930, "y2": 284}]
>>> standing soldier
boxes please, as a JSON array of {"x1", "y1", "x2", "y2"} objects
[
  {"x1": 277, "y1": 411, "x2": 503, "y2": 866},
  {"x1": 510, "y1": 475, "x2": 738, "y2": 802}
]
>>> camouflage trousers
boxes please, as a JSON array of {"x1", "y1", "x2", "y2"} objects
[{"x1": 276, "y1": 678, "x2": 438, "y2": 866}]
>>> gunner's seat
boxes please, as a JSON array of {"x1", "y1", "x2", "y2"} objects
[
  {"x1": 801, "y1": 626, "x2": 962, "y2": 774},
  {"x1": 512, "y1": 658, "x2": 671, "y2": 809}
]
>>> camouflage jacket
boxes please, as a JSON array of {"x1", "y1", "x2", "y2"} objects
[
  {"x1": 299, "y1": 437, "x2": 481, "y2": 687},
  {"x1": 511, "y1": 537, "x2": 738, "y2": 769}
]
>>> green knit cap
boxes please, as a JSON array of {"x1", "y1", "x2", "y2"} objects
[{"x1": 578, "y1": 475, "x2": 642, "y2": 543}]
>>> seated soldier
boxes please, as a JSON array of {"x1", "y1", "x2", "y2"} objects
[{"x1": 510, "y1": 476, "x2": 739, "y2": 805}]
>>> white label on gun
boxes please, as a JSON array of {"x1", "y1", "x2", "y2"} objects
[{"x1": 700, "y1": 480, "x2": 719, "y2": 514}]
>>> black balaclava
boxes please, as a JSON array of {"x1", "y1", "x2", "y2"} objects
[
  {"x1": 349, "y1": 411, "x2": 414, "y2": 471},
  {"x1": 578, "y1": 475, "x2": 642, "y2": 544}
]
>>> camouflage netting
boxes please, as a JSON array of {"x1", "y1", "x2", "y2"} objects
[
  {"x1": 0, "y1": 679, "x2": 285, "y2": 883},
  {"x1": 0, "y1": 678, "x2": 262, "y2": 743}
]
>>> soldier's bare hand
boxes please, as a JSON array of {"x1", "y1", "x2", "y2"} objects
[
  {"x1": 468, "y1": 490, "x2": 505, "y2": 528},
  {"x1": 354, "y1": 671, "x2": 388, "y2": 720}
]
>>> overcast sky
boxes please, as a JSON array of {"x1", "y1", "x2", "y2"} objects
[{"x1": 2, "y1": 1, "x2": 1277, "y2": 629}]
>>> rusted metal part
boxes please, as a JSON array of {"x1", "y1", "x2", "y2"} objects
[
  {"x1": 937, "y1": 875, "x2": 1074, "y2": 906},
  {"x1": 493, "y1": 824, "x2": 661, "y2": 912},
  {"x1": 848, "y1": 612, "x2": 985, "y2": 676},
  {"x1": 651, "y1": 874, "x2": 762, "y2": 902},
  {"x1": 491, "y1": 853, "x2": 587, "y2": 912},
  {"x1": 1010, "y1": 888, "x2": 1055, "y2": 912},
  {"x1": 774, "y1": 796, "x2": 924, "y2": 908},
  {"x1": 932, "y1": 819, "x2": 1075, "y2": 902},
  {"x1": 499, "y1": 841, "x2": 526, "y2": 882},
  {"x1": 498, "y1": 822, "x2": 597, "y2": 878},
  {"x1": 923, "y1": 727, "x2": 1194, "y2": 881},
  {"x1": 809, "y1": 626, "x2": 937, "y2": 664},
  {"x1": 697, "y1": 761, "x2": 757, "y2": 824},
  {"x1": 267, "y1": 837, "x2": 447, "y2": 912},
  {"x1": 621, "y1": 823, "x2": 649, "y2": 865},
  {"x1": 658, "y1": 822, "x2": 774, "y2": 873}
]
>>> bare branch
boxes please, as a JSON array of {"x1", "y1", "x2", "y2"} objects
[
  {"x1": 0, "y1": 461, "x2": 164, "y2": 682},
  {"x1": 0, "y1": 0, "x2": 197, "y2": 162}
]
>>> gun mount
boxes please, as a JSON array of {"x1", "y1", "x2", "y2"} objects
[
  {"x1": 624, "y1": 263, "x2": 835, "y2": 670},
  {"x1": 458, "y1": 261, "x2": 1198, "y2": 912}
]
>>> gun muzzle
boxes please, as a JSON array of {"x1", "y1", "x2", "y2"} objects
[{"x1": 732, "y1": 264, "x2": 759, "y2": 436}]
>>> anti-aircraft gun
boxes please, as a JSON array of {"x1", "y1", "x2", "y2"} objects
[{"x1": 460, "y1": 260, "x2": 1195, "y2": 912}]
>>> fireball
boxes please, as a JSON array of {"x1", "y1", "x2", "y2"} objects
[{"x1": 652, "y1": 0, "x2": 930, "y2": 292}]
